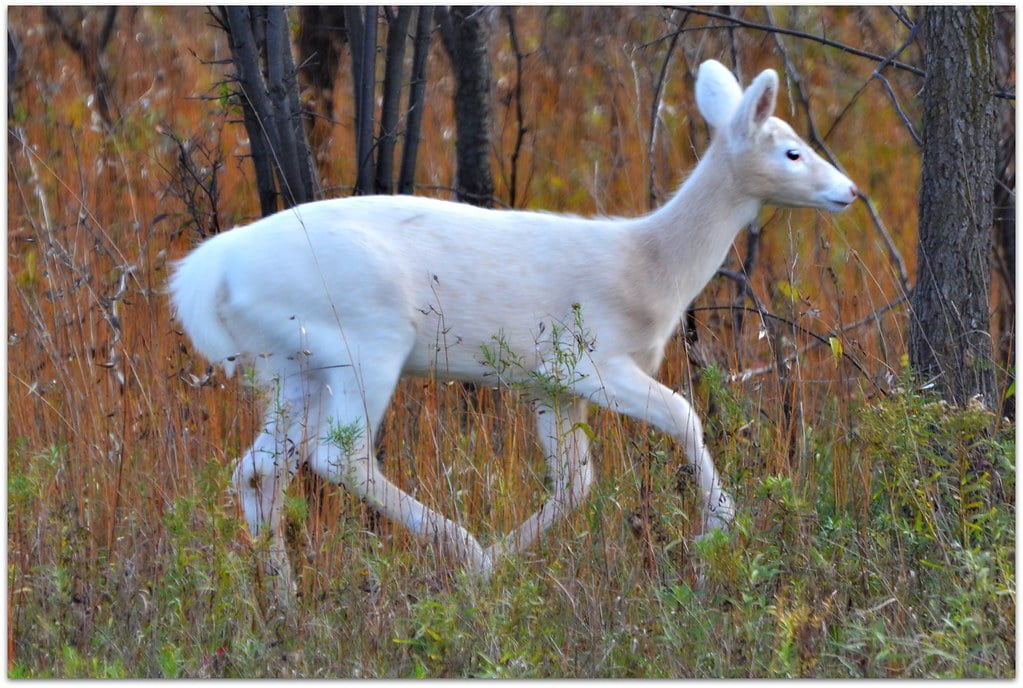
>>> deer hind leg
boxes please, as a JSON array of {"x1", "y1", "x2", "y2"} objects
[
  {"x1": 305, "y1": 352, "x2": 493, "y2": 575},
  {"x1": 490, "y1": 396, "x2": 594, "y2": 561},
  {"x1": 233, "y1": 374, "x2": 318, "y2": 614},
  {"x1": 573, "y1": 356, "x2": 735, "y2": 535}
]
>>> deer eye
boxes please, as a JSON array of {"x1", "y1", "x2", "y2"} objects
[{"x1": 785, "y1": 149, "x2": 801, "y2": 161}]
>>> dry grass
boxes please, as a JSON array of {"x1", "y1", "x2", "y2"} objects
[{"x1": 7, "y1": 6, "x2": 1014, "y2": 678}]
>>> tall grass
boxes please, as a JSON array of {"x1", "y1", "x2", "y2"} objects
[{"x1": 7, "y1": 6, "x2": 1014, "y2": 677}]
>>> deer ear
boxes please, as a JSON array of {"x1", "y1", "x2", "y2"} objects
[
  {"x1": 732, "y1": 68, "x2": 778, "y2": 141},
  {"x1": 695, "y1": 60, "x2": 743, "y2": 130}
]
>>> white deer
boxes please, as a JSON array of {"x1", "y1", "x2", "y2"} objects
[{"x1": 169, "y1": 60, "x2": 857, "y2": 588}]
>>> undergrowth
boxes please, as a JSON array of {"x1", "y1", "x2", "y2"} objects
[{"x1": 9, "y1": 382, "x2": 1014, "y2": 678}]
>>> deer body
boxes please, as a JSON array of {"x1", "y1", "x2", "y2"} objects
[{"x1": 169, "y1": 60, "x2": 856, "y2": 588}]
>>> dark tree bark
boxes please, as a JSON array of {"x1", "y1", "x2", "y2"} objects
[
  {"x1": 398, "y1": 6, "x2": 434, "y2": 195},
  {"x1": 265, "y1": 9, "x2": 306, "y2": 202},
  {"x1": 216, "y1": 6, "x2": 319, "y2": 216},
  {"x1": 909, "y1": 6, "x2": 998, "y2": 408},
  {"x1": 375, "y1": 7, "x2": 413, "y2": 194},
  {"x1": 296, "y1": 7, "x2": 347, "y2": 119},
  {"x1": 222, "y1": 6, "x2": 279, "y2": 215},
  {"x1": 438, "y1": 6, "x2": 495, "y2": 207},
  {"x1": 346, "y1": 6, "x2": 378, "y2": 195},
  {"x1": 436, "y1": 7, "x2": 496, "y2": 407},
  {"x1": 992, "y1": 8, "x2": 1015, "y2": 417},
  {"x1": 335, "y1": 6, "x2": 433, "y2": 197}
]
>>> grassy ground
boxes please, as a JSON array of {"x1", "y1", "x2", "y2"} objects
[
  {"x1": 7, "y1": 6, "x2": 1015, "y2": 678},
  {"x1": 8, "y1": 378, "x2": 1014, "y2": 678}
]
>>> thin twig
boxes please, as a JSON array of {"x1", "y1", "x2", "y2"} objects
[
  {"x1": 711, "y1": 295, "x2": 908, "y2": 388},
  {"x1": 502, "y1": 7, "x2": 529, "y2": 208},
  {"x1": 870, "y1": 71, "x2": 922, "y2": 147},
  {"x1": 889, "y1": 6, "x2": 916, "y2": 32},
  {"x1": 647, "y1": 10, "x2": 683, "y2": 210},
  {"x1": 9, "y1": 128, "x2": 132, "y2": 268},
  {"x1": 716, "y1": 264, "x2": 801, "y2": 432},
  {"x1": 691, "y1": 303, "x2": 890, "y2": 396},
  {"x1": 729, "y1": 223, "x2": 764, "y2": 370},
  {"x1": 673, "y1": 6, "x2": 924, "y2": 76},
  {"x1": 858, "y1": 17, "x2": 924, "y2": 146}
]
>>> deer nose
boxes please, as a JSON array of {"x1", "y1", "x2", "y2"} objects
[{"x1": 849, "y1": 184, "x2": 859, "y2": 201}]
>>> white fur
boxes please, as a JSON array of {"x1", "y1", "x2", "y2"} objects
[
  {"x1": 695, "y1": 59, "x2": 744, "y2": 130},
  {"x1": 169, "y1": 60, "x2": 857, "y2": 582}
]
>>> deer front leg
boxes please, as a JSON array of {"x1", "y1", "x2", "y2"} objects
[{"x1": 572, "y1": 356, "x2": 735, "y2": 535}]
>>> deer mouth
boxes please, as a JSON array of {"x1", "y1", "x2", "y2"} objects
[{"x1": 822, "y1": 196, "x2": 855, "y2": 212}]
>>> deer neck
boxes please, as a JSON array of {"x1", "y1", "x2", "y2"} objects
[{"x1": 638, "y1": 145, "x2": 761, "y2": 311}]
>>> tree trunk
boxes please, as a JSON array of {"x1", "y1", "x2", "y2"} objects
[
  {"x1": 222, "y1": 6, "x2": 281, "y2": 216},
  {"x1": 438, "y1": 6, "x2": 495, "y2": 207},
  {"x1": 992, "y1": 8, "x2": 1015, "y2": 417},
  {"x1": 375, "y1": 7, "x2": 413, "y2": 194},
  {"x1": 909, "y1": 6, "x2": 998, "y2": 408},
  {"x1": 218, "y1": 6, "x2": 319, "y2": 216},
  {"x1": 398, "y1": 6, "x2": 434, "y2": 195},
  {"x1": 345, "y1": 6, "x2": 378, "y2": 195},
  {"x1": 265, "y1": 9, "x2": 307, "y2": 204}
]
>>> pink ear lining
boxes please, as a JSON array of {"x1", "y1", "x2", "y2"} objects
[{"x1": 754, "y1": 88, "x2": 774, "y2": 123}]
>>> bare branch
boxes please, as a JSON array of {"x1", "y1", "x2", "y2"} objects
[
  {"x1": 889, "y1": 6, "x2": 917, "y2": 31},
  {"x1": 691, "y1": 303, "x2": 896, "y2": 396},
  {"x1": 647, "y1": 11, "x2": 683, "y2": 210},
  {"x1": 673, "y1": 5, "x2": 925, "y2": 76},
  {"x1": 98, "y1": 6, "x2": 118, "y2": 51},
  {"x1": 859, "y1": 17, "x2": 924, "y2": 146},
  {"x1": 502, "y1": 7, "x2": 530, "y2": 208},
  {"x1": 872, "y1": 71, "x2": 922, "y2": 147},
  {"x1": 742, "y1": 294, "x2": 907, "y2": 383}
]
